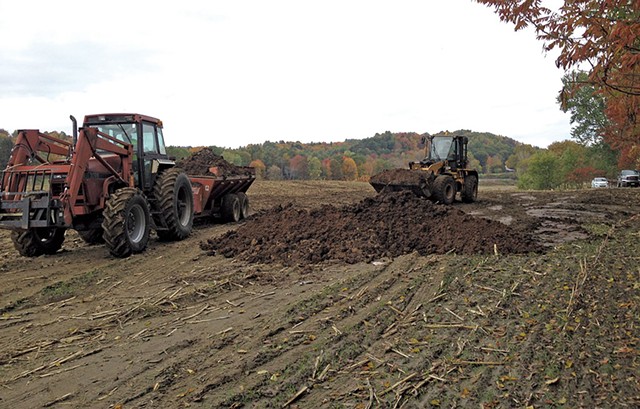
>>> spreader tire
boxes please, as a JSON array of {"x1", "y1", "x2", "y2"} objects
[
  {"x1": 236, "y1": 192, "x2": 249, "y2": 219},
  {"x1": 221, "y1": 193, "x2": 241, "y2": 223}
]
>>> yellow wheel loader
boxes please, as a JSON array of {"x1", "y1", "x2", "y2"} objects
[{"x1": 369, "y1": 133, "x2": 478, "y2": 204}]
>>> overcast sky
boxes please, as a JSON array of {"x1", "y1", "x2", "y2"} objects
[{"x1": 0, "y1": 0, "x2": 571, "y2": 149}]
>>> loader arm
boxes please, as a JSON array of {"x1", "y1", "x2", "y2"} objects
[
  {"x1": 7, "y1": 130, "x2": 72, "y2": 168},
  {"x1": 60, "y1": 127, "x2": 134, "y2": 225}
]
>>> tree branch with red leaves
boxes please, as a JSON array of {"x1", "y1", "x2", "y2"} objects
[{"x1": 475, "y1": 0, "x2": 639, "y2": 148}]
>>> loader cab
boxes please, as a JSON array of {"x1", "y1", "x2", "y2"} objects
[
  {"x1": 425, "y1": 135, "x2": 469, "y2": 170},
  {"x1": 83, "y1": 114, "x2": 173, "y2": 191}
]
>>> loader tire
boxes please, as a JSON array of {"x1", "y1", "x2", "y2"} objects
[
  {"x1": 433, "y1": 175, "x2": 456, "y2": 205},
  {"x1": 221, "y1": 193, "x2": 241, "y2": 223},
  {"x1": 102, "y1": 188, "x2": 150, "y2": 258},
  {"x1": 153, "y1": 168, "x2": 194, "y2": 241},
  {"x1": 461, "y1": 175, "x2": 478, "y2": 203},
  {"x1": 78, "y1": 228, "x2": 105, "y2": 245},
  {"x1": 237, "y1": 192, "x2": 249, "y2": 219},
  {"x1": 11, "y1": 228, "x2": 66, "y2": 257}
]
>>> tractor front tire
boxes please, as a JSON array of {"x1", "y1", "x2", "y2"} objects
[
  {"x1": 221, "y1": 193, "x2": 241, "y2": 223},
  {"x1": 433, "y1": 175, "x2": 456, "y2": 205},
  {"x1": 461, "y1": 174, "x2": 478, "y2": 203},
  {"x1": 102, "y1": 188, "x2": 151, "y2": 258},
  {"x1": 153, "y1": 168, "x2": 194, "y2": 241},
  {"x1": 11, "y1": 228, "x2": 66, "y2": 257}
]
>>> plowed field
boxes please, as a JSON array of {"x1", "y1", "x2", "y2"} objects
[{"x1": 1, "y1": 181, "x2": 638, "y2": 408}]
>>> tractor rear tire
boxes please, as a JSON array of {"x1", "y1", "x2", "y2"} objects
[
  {"x1": 102, "y1": 188, "x2": 150, "y2": 258},
  {"x1": 11, "y1": 228, "x2": 66, "y2": 257},
  {"x1": 236, "y1": 192, "x2": 249, "y2": 219},
  {"x1": 221, "y1": 193, "x2": 241, "y2": 223},
  {"x1": 78, "y1": 228, "x2": 105, "y2": 245},
  {"x1": 433, "y1": 175, "x2": 456, "y2": 205},
  {"x1": 461, "y1": 174, "x2": 478, "y2": 203},
  {"x1": 153, "y1": 168, "x2": 194, "y2": 241}
]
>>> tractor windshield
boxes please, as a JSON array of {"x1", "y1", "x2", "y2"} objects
[
  {"x1": 428, "y1": 136, "x2": 454, "y2": 161},
  {"x1": 95, "y1": 123, "x2": 137, "y2": 147}
]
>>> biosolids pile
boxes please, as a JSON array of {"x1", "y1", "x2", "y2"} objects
[
  {"x1": 176, "y1": 147, "x2": 252, "y2": 177},
  {"x1": 202, "y1": 190, "x2": 542, "y2": 265}
]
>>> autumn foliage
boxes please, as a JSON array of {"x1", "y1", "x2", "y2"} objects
[{"x1": 475, "y1": 0, "x2": 639, "y2": 149}]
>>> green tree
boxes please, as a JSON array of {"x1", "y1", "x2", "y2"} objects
[
  {"x1": 558, "y1": 70, "x2": 609, "y2": 145},
  {"x1": 330, "y1": 157, "x2": 343, "y2": 180},
  {"x1": 166, "y1": 146, "x2": 192, "y2": 161},
  {"x1": 308, "y1": 156, "x2": 322, "y2": 180},
  {"x1": 517, "y1": 151, "x2": 562, "y2": 190},
  {"x1": 467, "y1": 152, "x2": 482, "y2": 173},
  {"x1": 585, "y1": 143, "x2": 618, "y2": 178},
  {"x1": 221, "y1": 150, "x2": 243, "y2": 166},
  {"x1": 548, "y1": 140, "x2": 589, "y2": 187},
  {"x1": 506, "y1": 144, "x2": 537, "y2": 175}
]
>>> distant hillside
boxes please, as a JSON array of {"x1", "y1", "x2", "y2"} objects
[{"x1": 167, "y1": 130, "x2": 528, "y2": 180}]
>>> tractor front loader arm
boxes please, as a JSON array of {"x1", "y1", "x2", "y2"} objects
[
  {"x1": 7, "y1": 130, "x2": 72, "y2": 169},
  {"x1": 60, "y1": 127, "x2": 134, "y2": 225}
]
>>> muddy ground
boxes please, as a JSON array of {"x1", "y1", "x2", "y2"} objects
[{"x1": 0, "y1": 181, "x2": 638, "y2": 408}]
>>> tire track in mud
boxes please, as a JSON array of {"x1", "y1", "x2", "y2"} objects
[{"x1": 186, "y1": 254, "x2": 449, "y2": 407}]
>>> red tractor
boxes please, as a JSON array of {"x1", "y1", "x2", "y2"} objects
[{"x1": 0, "y1": 114, "x2": 254, "y2": 258}]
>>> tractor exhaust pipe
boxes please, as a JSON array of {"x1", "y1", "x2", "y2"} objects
[{"x1": 70, "y1": 115, "x2": 78, "y2": 146}]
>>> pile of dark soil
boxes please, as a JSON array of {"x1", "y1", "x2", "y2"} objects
[
  {"x1": 202, "y1": 190, "x2": 542, "y2": 265},
  {"x1": 176, "y1": 148, "x2": 250, "y2": 176}
]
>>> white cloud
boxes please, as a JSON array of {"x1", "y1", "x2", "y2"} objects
[{"x1": 0, "y1": 0, "x2": 571, "y2": 148}]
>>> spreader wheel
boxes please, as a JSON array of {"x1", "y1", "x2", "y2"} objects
[{"x1": 221, "y1": 193, "x2": 241, "y2": 223}]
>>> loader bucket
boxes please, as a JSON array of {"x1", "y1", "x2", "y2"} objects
[{"x1": 369, "y1": 168, "x2": 435, "y2": 198}]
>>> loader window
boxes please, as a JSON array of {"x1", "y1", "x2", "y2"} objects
[{"x1": 430, "y1": 136, "x2": 454, "y2": 161}]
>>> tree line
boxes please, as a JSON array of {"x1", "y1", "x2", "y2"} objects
[
  {"x1": 164, "y1": 130, "x2": 526, "y2": 181},
  {"x1": 0, "y1": 126, "x2": 627, "y2": 190}
]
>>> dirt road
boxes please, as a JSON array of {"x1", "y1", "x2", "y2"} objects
[{"x1": 1, "y1": 181, "x2": 638, "y2": 408}]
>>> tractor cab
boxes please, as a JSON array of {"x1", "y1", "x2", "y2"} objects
[{"x1": 82, "y1": 114, "x2": 174, "y2": 191}]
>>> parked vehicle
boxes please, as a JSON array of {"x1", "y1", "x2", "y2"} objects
[
  {"x1": 591, "y1": 177, "x2": 609, "y2": 188},
  {"x1": 617, "y1": 170, "x2": 640, "y2": 187}
]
